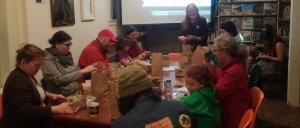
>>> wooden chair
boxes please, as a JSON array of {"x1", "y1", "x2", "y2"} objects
[
  {"x1": 168, "y1": 53, "x2": 181, "y2": 61},
  {"x1": 239, "y1": 109, "x2": 254, "y2": 128},
  {"x1": 249, "y1": 87, "x2": 264, "y2": 128}
]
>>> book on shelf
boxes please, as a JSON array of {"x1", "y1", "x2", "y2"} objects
[
  {"x1": 220, "y1": 17, "x2": 231, "y2": 23},
  {"x1": 232, "y1": 4, "x2": 243, "y2": 15},
  {"x1": 282, "y1": 6, "x2": 290, "y2": 20},
  {"x1": 243, "y1": 4, "x2": 253, "y2": 15},
  {"x1": 252, "y1": 31, "x2": 261, "y2": 42},
  {"x1": 253, "y1": 17, "x2": 264, "y2": 29},
  {"x1": 221, "y1": 4, "x2": 232, "y2": 15},
  {"x1": 278, "y1": 27, "x2": 289, "y2": 38},
  {"x1": 242, "y1": 17, "x2": 253, "y2": 29},
  {"x1": 253, "y1": 3, "x2": 264, "y2": 15},
  {"x1": 241, "y1": 30, "x2": 252, "y2": 42},
  {"x1": 263, "y1": 17, "x2": 276, "y2": 28},
  {"x1": 220, "y1": 0, "x2": 230, "y2": 2},
  {"x1": 264, "y1": 3, "x2": 276, "y2": 14},
  {"x1": 231, "y1": 18, "x2": 242, "y2": 30}
]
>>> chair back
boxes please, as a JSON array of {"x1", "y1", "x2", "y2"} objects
[
  {"x1": 239, "y1": 109, "x2": 254, "y2": 128},
  {"x1": 168, "y1": 53, "x2": 181, "y2": 61},
  {"x1": 249, "y1": 86, "x2": 264, "y2": 128},
  {"x1": 0, "y1": 94, "x2": 2, "y2": 119}
]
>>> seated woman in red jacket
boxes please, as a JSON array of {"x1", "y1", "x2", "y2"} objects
[{"x1": 212, "y1": 35, "x2": 250, "y2": 128}]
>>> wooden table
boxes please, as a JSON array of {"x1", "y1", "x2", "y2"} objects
[
  {"x1": 49, "y1": 64, "x2": 185, "y2": 128},
  {"x1": 50, "y1": 101, "x2": 112, "y2": 128}
]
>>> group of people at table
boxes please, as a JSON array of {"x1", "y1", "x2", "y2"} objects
[{"x1": 2, "y1": 3, "x2": 288, "y2": 128}]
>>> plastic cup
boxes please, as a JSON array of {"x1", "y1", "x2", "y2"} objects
[
  {"x1": 88, "y1": 101, "x2": 99, "y2": 117},
  {"x1": 86, "y1": 95, "x2": 96, "y2": 108}
]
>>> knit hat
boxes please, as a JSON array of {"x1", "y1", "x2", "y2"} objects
[{"x1": 118, "y1": 65, "x2": 152, "y2": 98}]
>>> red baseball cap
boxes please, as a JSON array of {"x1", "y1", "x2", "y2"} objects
[{"x1": 98, "y1": 29, "x2": 118, "y2": 44}]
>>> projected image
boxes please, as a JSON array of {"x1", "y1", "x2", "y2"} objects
[{"x1": 122, "y1": 0, "x2": 211, "y2": 25}]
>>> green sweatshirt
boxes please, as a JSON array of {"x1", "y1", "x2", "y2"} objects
[{"x1": 180, "y1": 86, "x2": 221, "y2": 128}]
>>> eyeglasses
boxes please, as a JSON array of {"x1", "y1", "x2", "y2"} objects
[
  {"x1": 212, "y1": 48, "x2": 223, "y2": 52},
  {"x1": 62, "y1": 42, "x2": 73, "y2": 47}
]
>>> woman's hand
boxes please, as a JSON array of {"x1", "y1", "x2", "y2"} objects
[
  {"x1": 258, "y1": 55, "x2": 271, "y2": 61},
  {"x1": 51, "y1": 102, "x2": 75, "y2": 114},
  {"x1": 46, "y1": 92, "x2": 66, "y2": 100},
  {"x1": 51, "y1": 94, "x2": 65, "y2": 100},
  {"x1": 178, "y1": 36, "x2": 186, "y2": 42},
  {"x1": 137, "y1": 53, "x2": 147, "y2": 60},
  {"x1": 80, "y1": 65, "x2": 97, "y2": 74},
  {"x1": 144, "y1": 51, "x2": 151, "y2": 56}
]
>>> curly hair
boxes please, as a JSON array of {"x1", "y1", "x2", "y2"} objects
[{"x1": 185, "y1": 64, "x2": 216, "y2": 86}]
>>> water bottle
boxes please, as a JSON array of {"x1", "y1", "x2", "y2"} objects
[{"x1": 164, "y1": 80, "x2": 173, "y2": 100}]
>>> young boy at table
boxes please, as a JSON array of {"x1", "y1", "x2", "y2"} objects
[{"x1": 180, "y1": 64, "x2": 221, "y2": 128}]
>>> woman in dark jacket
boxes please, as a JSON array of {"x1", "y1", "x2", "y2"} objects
[
  {"x1": 178, "y1": 3, "x2": 209, "y2": 51},
  {"x1": 2, "y1": 43, "x2": 74, "y2": 128}
]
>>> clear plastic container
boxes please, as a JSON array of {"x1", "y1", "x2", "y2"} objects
[{"x1": 164, "y1": 80, "x2": 173, "y2": 100}]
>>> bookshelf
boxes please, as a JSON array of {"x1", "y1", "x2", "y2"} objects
[
  {"x1": 217, "y1": 0, "x2": 278, "y2": 47},
  {"x1": 278, "y1": 0, "x2": 290, "y2": 45}
]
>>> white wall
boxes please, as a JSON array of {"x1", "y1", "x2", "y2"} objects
[
  {"x1": 0, "y1": 0, "x2": 117, "y2": 86},
  {"x1": 287, "y1": 0, "x2": 300, "y2": 107},
  {"x1": 0, "y1": 0, "x2": 28, "y2": 87},
  {"x1": 26, "y1": 0, "x2": 116, "y2": 63}
]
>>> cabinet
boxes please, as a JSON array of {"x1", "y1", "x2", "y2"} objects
[
  {"x1": 218, "y1": 0, "x2": 278, "y2": 46},
  {"x1": 277, "y1": 0, "x2": 290, "y2": 45}
]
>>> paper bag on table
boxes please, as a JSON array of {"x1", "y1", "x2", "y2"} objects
[
  {"x1": 151, "y1": 53, "x2": 163, "y2": 67},
  {"x1": 162, "y1": 55, "x2": 169, "y2": 67},
  {"x1": 175, "y1": 68, "x2": 185, "y2": 77},
  {"x1": 182, "y1": 44, "x2": 193, "y2": 56},
  {"x1": 91, "y1": 70, "x2": 110, "y2": 100},
  {"x1": 179, "y1": 55, "x2": 190, "y2": 69},
  {"x1": 109, "y1": 82, "x2": 121, "y2": 120},
  {"x1": 191, "y1": 45, "x2": 206, "y2": 65}
]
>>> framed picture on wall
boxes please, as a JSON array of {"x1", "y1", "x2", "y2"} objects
[
  {"x1": 50, "y1": 0, "x2": 75, "y2": 27},
  {"x1": 81, "y1": 0, "x2": 95, "y2": 21}
]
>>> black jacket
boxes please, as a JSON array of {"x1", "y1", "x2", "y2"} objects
[
  {"x1": 2, "y1": 68, "x2": 52, "y2": 128},
  {"x1": 112, "y1": 96, "x2": 196, "y2": 128}
]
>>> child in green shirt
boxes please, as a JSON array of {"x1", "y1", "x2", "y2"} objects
[{"x1": 180, "y1": 64, "x2": 221, "y2": 128}]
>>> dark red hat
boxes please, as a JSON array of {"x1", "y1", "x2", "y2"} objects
[{"x1": 98, "y1": 29, "x2": 118, "y2": 44}]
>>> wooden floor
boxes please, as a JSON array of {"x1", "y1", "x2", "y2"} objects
[{"x1": 257, "y1": 84, "x2": 300, "y2": 128}]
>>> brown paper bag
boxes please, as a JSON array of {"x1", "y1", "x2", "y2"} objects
[
  {"x1": 91, "y1": 71, "x2": 110, "y2": 100},
  {"x1": 151, "y1": 53, "x2": 163, "y2": 77},
  {"x1": 182, "y1": 44, "x2": 193, "y2": 56},
  {"x1": 179, "y1": 55, "x2": 190, "y2": 69},
  {"x1": 151, "y1": 66, "x2": 163, "y2": 77},
  {"x1": 151, "y1": 53, "x2": 163, "y2": 67},
  {"x1": 191, "y1": 45, "x2": 206, "y2": 65},
  {"x1": 162, "y1": 55, "x2": 169, "y2": 67},
  {"x1": 109, "y1": 82, "x2": 121, "y2": 120},
  {"x1": 175, "y1": 68, "x2": 185, "y2": 77}
]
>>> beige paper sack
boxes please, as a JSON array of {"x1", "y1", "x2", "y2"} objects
[
  {"x1": 179, "y1": 55, "x2": 190, "y2": 69},
  {"x1": 109, "y1": 82, "x2": 121, "y2": 120},
  {"x1": 191, "y1": 45, "x2": 206, "y2": 65},
  {"x1": 151, "y1": 53, "x2": 163, "y2": 77},
  {"x1": 182, "y1": 44, "x2": 193, "y2": 56},
  {"x1": 91, "y1": 70, "x2": 110, "y2": 100}
]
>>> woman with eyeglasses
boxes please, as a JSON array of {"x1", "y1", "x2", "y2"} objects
[
  {"x1": 42, "y1": 31, "x2": 96, "y2": 96},
  {"x1": 212, "y1": 35, "x2": 250, "y2": 128}
]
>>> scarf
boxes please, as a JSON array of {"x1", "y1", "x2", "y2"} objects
[{"x1": 45, "y1": 47, "x2": 74, "y2": 67}]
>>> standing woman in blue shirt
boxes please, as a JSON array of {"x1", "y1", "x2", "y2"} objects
[{"x1": 178, "y1": 3, "x2": 209, "y2": 51}]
